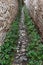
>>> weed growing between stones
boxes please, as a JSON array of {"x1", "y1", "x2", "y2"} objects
[{"x1": 24, "y1": 7, "x2": 43, "y2": 65}]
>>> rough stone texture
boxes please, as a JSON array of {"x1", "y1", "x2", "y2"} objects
[
  {"x1": 24, "y1": 0, "x2": 30, "y2": 9},
  {"x1": 0, "y1": 0, "x2": 18, "y2": 46},
  {"x1": 13, "y1": 7, "x2": 28, "y2": 65},
  {"x1": 25, "y1": 0, "x2": 43, "y2": 40},
  {"x1": 37, "y1": 0, "x2": 43, "y2": 39}
]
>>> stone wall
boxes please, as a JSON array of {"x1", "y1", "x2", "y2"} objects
[
  {"x1": 25, "y1": 0, "x2": 43, "y2": 40},
  {"x1": 0, "y1": 0, "x2": 18, "y2": 46},
  {"x1": 37, "y1": 0, "x2": 43, "y2": 39}
]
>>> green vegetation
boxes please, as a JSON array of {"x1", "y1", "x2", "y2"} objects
[
  {"x1": 24, "y1": 7, "x2": 43, "y2": 65},
  {"x1": 0, "y1": 1, "x2": 43, "y2": 65},
  {"x1": 0, "y1": 17, "x2": 19, "y2": 65},
  {"x1": 0, "y1": 1, "x2": 22, "y2": 65}
]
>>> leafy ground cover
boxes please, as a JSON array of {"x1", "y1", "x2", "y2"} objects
[
  {"x1": 24, "y1": 7, "x2": 43, "y2": 65},
  {"x1": 0, "y1": 0, "x2": 22, "y2": 65},
  {"x1": 0, "y1": 1, "x2": 22, "y2": 65},
  {"x1": 0, "y1": 17, "x2": 19, "y2": 65}
]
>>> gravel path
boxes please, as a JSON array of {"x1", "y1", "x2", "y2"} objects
[{"x1": 12, "y1": 7, "x2": 28, "y2": 65}]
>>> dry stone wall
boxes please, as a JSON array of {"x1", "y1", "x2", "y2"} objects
[
  {"x1": 25, "y1": 0, "x2": 43, "y2": 40},
  {"x1": 37, "y1": 0, "x2": 43, "y2": 39},
  {"x1": 0, "y1": 0, "x2": 18, "y2": 46}
]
